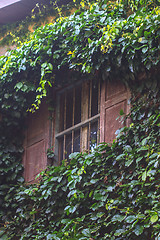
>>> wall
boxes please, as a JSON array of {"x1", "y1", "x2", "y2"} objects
[{"x1": 0, "y1": 45, "x2": 15, "y2": 56}]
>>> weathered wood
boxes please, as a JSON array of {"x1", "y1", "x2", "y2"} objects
[
  {"x1": 100, "y1": 79, "x2": 130, "y2": 143},
  {"x1": 55, "y1": 79, "x2": 100, "y2": 161},
  {"x1": 23, "y1": 102, "x2": 50, "y2": 182},
  {"x1": 81, "y1": 81, "x2": 89, "y2": 151},
  {"x1": 55, "y1": 114, "x2": 100, "y2": 138}
]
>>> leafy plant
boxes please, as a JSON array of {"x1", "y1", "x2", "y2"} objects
[
  {"x1": 4, "y1": 80, "x2": 160, "y2": 238},
  {"x1": 0, "y1": 0, "x2": 159, "y2": 239}
]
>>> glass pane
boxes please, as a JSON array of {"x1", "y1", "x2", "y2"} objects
[
  {"x1": 91, "y1": 81, "x2": 98, "y2": 117},
  {"x1": 74, "y1": 85, "x2": 81, "y2": 125},
  {"x1": 90, "y1": 121, "x2": 98, "y2": 151},
  {"x1": 59, "y1": 137, "x2": 64, "y2": 162},
  {"x1": 73, "y1": 129, "x2": 80, "y2": 152},
  {"x1": 65, "y1": 133, "x2": 72, "y2": 159},
  {"x1": 59, "y1": 95, "x2": 65, "y2": 132},
  {"x1": 66, "y1": 90, "x2": 73, "y2": 129}
]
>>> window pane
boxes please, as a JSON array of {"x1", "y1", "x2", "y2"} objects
[
  {"x1": 74, "y1": 85, "x2": 81, "y2": 125},
  {"x1": 90, "y1": 121, "x2": 98, "y2": 151},
  {"x1": 73, "y1": 130, "x2": 80, "y2": 152},
  {"x1": 91, "y1": 81, "x2": 98, "y2": 117},
  {"x1": 57, "y1": 80, "x2": 99, "y2": 162},
  {"x1": 59, "y1": 137, "x2": 64, "y2": 162},
  {"x1": 66, "y1": 90, "x2": 73, "y2": 129},
  {"x1": 82, "y1": 126, "x2": 88, "y2": 151},
  {"x1": 65, "y1": 133, "x2": 72, "y2": 159},
  {"x1": 59, "y1": 95, "x2": 65, "y2": 132}
]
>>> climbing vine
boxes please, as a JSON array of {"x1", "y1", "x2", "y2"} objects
[
  {"x1": 0, "y1": 0, "x2": 159, "y2": 109},
  {"x1": 0, "y1": 0, "x2": 160, "y2": 239},
  {"x1": 1, "y1": 78, "x2": 160, "y2": 239},
  {"x1": 0, "y1": 0, "x2": 75, "y2": 47}
]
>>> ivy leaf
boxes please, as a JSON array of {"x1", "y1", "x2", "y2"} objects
[
  {"x1": 114, "y1": 229, "x2": 125, "y2": 236},
  {"x1": 47, "y1": 234, "x2": 60, "y2": 240},
  {"x1": 142, "y1": 46, "x2": 148, "y2": 53},
  {"x1": 116, "y1": 154, "x2": 125, "y2": 160},
  {"x1": 82, "y1": 228, "x2": 90, "y2": 237},
  {"x1": 150, "y1": 214, "x2": 158, "y2": 223},
  {"x1": 124, "y1": 145, "x2": 132, "y2": 152},
  {"x1": 125, "y1": 159, "x2": 133, "y2": 167},
  {"x1": 142, "y1": 171, "x2": 147, "y2": 181},
  {"x1": 15, "y1": 82, "x2": 23, "y2": 90},
  {"x1": 125, "y1": 215, "x2": 137, "y2": 223},
  {"x1": 112, "y1": 215, "x2": 125, "y2": 222},
  {"x1": 88, "y1": 38, "x2": 92, "y2": 43},
  {"x1": 134, "y1": 225, "x2": 144, "y2": 236},
  {"x1": 120, "y1": 109, "x2": 124, "y2": 115}
]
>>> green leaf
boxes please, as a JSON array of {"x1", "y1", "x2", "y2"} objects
[
  {"x1": 82, "y1": 228, "x2": 90, "y2": 237},
  {"x1": 125, "y1": 215, "x2": 137, "y2": 223},
  {"x1": 112, "y1": 214, "x2": 125, "y2": 222},
  {"x1": 142, "y1": 137, "x2": 148, "y2": 146},
  {"x1": 48, "y1": 63, "x2": 53, "y2": 70},
  {"x1": 142, "y1": 46, "x2": 148, "y2": 53},
  {"x1": 136, "y1": 156, "x2": 143, "y2": 163},
  {"x1": 120, "y1": 109, "x2": 124, "y2": 115},
  {"x1": 124, "y1": 145, "x2": 132, "y2": 152},
  {"x1": 142, "y1": 171, "x2": 147, "y2": 181},
  {"x1": 15, "y1": 82, "x2": 23, "y2": 89},
  {"x1": 89, "y1": 191, "x2": 93, "y2": 197},
  {"x1": 88, "y1": 38, "x2": 92, "y2": 43},
  {"x1": 125, "y1": 159, "x2": 133, "y2": 167},
  {"x1": 0, "y1": 230, "x2": 8, "y2": 239},
  {"x1": 150, "y1": 214, "x2": 158, "y2": 223},
  {"x1": 114, "y1": 229, "x2": 125, "y2": 236},
  {"x1": 149, "y1": 153, "x2": 158, "y2": 159},
  {"x1": 116, "y1": 154, "x2": 125, "y2": 160},
  {"x1": 134, "y1": 225, "x2": 144, "y2": 236}
]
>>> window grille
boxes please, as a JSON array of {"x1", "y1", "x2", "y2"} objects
[{"x1": 55, "y1": 79, "x2": 100, "y2": 162}]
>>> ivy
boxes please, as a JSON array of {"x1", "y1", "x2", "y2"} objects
[
  {"x1": 2, "y1": 79, "x2": 160, "y2": 239},
  {"x1": 0, "y1": 0, "x2": 159, "y2": 109},
  {"x1": 0, "y1": 0, "x2": 160, "y2": 239},
  {"x1": 0, "y1": 0, "x2": 75, "y2": 47}
]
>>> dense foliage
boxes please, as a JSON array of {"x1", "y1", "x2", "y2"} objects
[
  {"x1": 0, "y1": 0, "x2": 73, "y2": 46},
  {"x1": 0, "y1": 0, "x2": 160, "y2": 239},
  {"x1": 0, "y1": 0, "x2": 159, "y2": 108},
  {"x1": 1, "y1": 79, "x2": 160, "y2": 239},
  {"x1": 0, "y1": 0, "x2": 158, "y2": 47}
]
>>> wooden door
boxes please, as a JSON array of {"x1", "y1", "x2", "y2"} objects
[
  {"x1": 100, "y1": 79, "x2": 130, "y2": 143},
  {"x1": 23, "y1": 102, "x2": 50, "y2": 182}
]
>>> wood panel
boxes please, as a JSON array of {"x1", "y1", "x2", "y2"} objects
[
  {"x1": 24, "y1": 140, "x2": 45, "y2": 182},
  {"x1": 100, "y1": 79, "x2": 130, "y2": 143},
  {"x1": 23, "y1": 102, "x2": 50, "y2": 182}
]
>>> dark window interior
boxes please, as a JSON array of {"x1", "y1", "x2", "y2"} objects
[
  {"x1": 74, "y1": 85, "x2": 82, "y2": 125},
  {"x1": 66, "y1": 90, "x2": 73, "y2": 129},
  {"x1": 57, "y1": 80, "x2": 100, "y2": 162}
]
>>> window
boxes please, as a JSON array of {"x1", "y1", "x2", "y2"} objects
[{"x1": 55, "y1": 79, "x2": 100, "y2": 162}]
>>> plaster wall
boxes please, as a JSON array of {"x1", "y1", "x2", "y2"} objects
[{"x1": 0, "y1": 45, "x2": 15, "y2": 56}]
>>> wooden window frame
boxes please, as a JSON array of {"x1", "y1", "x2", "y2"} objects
[{"x1": 54, "y1": 79, "x2": 100, "y2": 163}]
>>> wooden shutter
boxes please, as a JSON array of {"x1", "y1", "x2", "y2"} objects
[
  {"x1": 100, "y1": 79, "x2": 130, "y2": 143},
  {"x1": 23, "y1": 102, "x2": 50, "y2": 182}
]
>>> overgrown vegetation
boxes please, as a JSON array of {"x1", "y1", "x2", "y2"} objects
[
  {"x1": 0, "y1": 0, "x2": 160, "y2": 239},
  {"x1": 0, "y1": 0, "x2": 74, "y2": 46},
  {"x1": 2, "y1": 79, "x2": 160, "y2": 239},
  {"x1": 0, "y1": 0, "x2": 159, "y2": 109}
]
